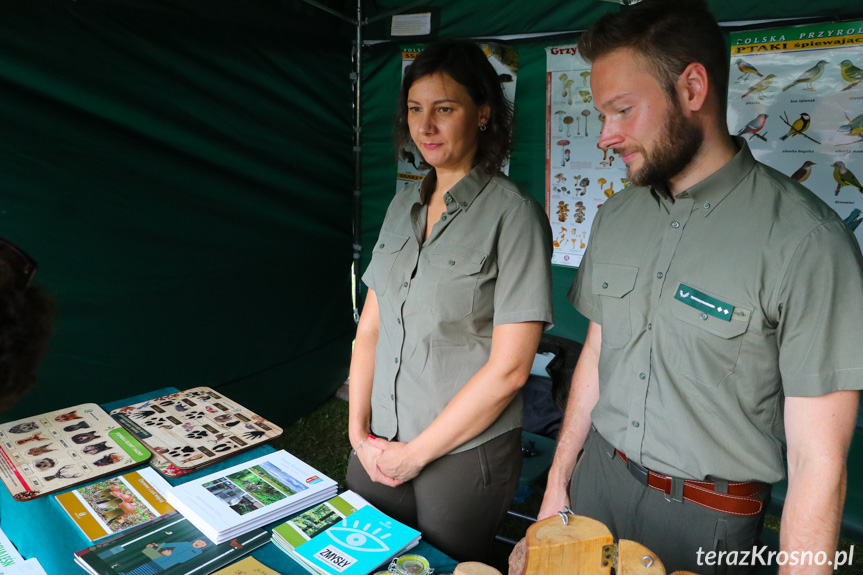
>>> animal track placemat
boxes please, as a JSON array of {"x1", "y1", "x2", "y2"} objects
[
  {"x1": 110, "y1": 387, "x2": 283, "y2": 477},
  {"x1": 0, "y1": 403, "x2": 151, "y2": 501}
]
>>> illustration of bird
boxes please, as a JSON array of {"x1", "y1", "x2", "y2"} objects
[
  {"x1": 741, "y1": 74, "x2": 776, "y2": 99},
  {"x1": 789, "y1": 161, "x2": 816, "y2": 183},
  {"x1": 782, "y1": 60, "x2": 828, "y2": 91},
  {"x1": 840, "y1": 60, "x2": 863, "y2": 91},
  {"x1": 736, "y1": 114, "x2": 768, "y2": 141},
  {"x1": 735, "y1": 59, "x2": 764, "y2": 81},
  {"x1": 832, "y1": 161, "x2": 863, "y2": 195},
  {"x1": 843, "y1": 209, "x2": 863, "y2": 232},
  {"x1": 838, "y1": 113, "x2": 863, "y2": 144},
  {"x1": 780, "y1": 113, "x2": 810, "y2": 141}
]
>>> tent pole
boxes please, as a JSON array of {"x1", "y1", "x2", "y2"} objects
[{"x1": 352, "y1": 0, "x2": 363, "y2": 323}]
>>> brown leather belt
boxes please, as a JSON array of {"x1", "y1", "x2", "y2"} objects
[{"x1": 615, "y1": 450, "x2": 766, "y2": 517}]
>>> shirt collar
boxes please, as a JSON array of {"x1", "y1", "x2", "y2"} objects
[
  {"x1": 651, "y1": 136, "x2": 756, "y2": 217},
  {"x1": 419, "y1": 166, "x2": 492, "y2": 213}
]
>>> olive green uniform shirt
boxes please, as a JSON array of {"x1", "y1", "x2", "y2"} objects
[
  {"x1": 571, "y1": 138, "x2": 863, "y2": 483},
  {"x1": 363, "y1": 166, "x2": 554, "y2": 454}
]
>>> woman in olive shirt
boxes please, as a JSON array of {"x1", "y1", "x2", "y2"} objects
[{"x1": 346, "y1": 40, "x2": 553, "y2": 562}]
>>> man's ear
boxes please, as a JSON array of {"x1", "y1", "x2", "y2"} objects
[{"x1": 677, "y1": 62, "x2": 709, "y2": 113}]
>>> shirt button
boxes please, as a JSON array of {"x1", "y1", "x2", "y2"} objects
[
  {"x1": 397, "y1": 318, "x2": 401, "y2": 325},
  {"x1": 394, "y1": 357, "x2": 399, "y2": 364},
  {"x1": 602, "y1": 282, "x2": 609, "y2": 289},
  {"x1": 656, "y1": 272, "x2": 663, "y2": 279},
  {"x1": 632, "y1": 420, "x2": 640, "y2": 428},
  {"x1": 444, "y1": 193, "x2": 453, "y2": 205},
  {"x1": 736, "y1": 310, "x2": 745, "y2": 317},
  {"x1": 403, "y1": 281, "x2": 408, "y2": 287},
  {"x1": 379, "y1": 243, "x2": 385, "y2": 248},
  {"x1": 390, "y1": 394, "x2": 394, "y2": 400},
  {"x1": 671, "y1": 221, "x2": 680, "y2": 228},
  {"x1": 639, "y1": 372, "x2": 646, "y2": 380},
  {"x1": 647, "y1": 323, "x2": 652, "y2": 330},
  {"x1": 700, "y1": 313, "x2": 708, "y2": 320},
  {"x1": 703, "y1": 202, "x2": 711, "y2": 209},
  {"x1": 441, "y1": 214, "x2": 447, "y2": 221},
  {"x1": 449, "y1": 260, "x2": 456, "y2": 266},
  {"x1": 461, "y1": 201, "x2": 467, "y2": 207}
]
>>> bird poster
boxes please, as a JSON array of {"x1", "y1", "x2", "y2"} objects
[
  {"x1": 0, "y1": 404, "x2": 150, "y2": 501},
  {"x1": 110, "y1": 387, "x2": 282, "y2": 478},
  {"x1": 546, "y1": 44, "x2": 628, "y2": 268},
  {"x1": 395, "y1": 43, "x2": 518, "y2": 191},
  {"x1": 728, "y1": 20, "x2": 863, "y2": 245}
]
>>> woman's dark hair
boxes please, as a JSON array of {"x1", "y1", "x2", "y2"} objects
[
  {"x1": 395, "y1": 39, "x2": 514, "y2": 175},
  {"x1": 578, "y1": 0, "x2": 729, "y2": 117},
  {"x1": 0, "y1": 243, "x2": 54, "y2": 412}
]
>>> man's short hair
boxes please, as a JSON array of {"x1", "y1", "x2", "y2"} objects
[{"x1": 578, "y1": 0, "x2": 729, "y2": 115}]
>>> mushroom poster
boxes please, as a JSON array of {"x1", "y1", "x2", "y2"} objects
[
  {"x1": 546, "y1": 44, "x2": 627, "y2": 268},
  {"x1": 727, "y1": 20, "x2": 863, "y2": 249},
  {"x1": 396, "y1": 43, "x2": 519, "y2": 191}
]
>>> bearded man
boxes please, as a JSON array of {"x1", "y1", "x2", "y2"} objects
[{"x1": 539, "y1": 1, "x2": 863, "y2": 573}]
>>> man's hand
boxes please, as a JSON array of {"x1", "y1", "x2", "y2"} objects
[{"x1": 538, "y1": 482, "x2": 571, "y2": 521}]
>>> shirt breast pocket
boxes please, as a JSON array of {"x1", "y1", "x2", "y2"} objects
[
  {"x1": 428, "y1": 244, "x2": 487, "y2": 321},
  {"x1": 670, "y1": 291, "x2": 752, "y2": 388},
  {"x1": 369, "y1": 231, "x2": 410, "y2": 296},
  {"x1": 592, "y1": 263, "x2": 638, "y2": 349}
]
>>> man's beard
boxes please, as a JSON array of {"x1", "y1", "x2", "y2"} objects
[{"x1": 624, "y1": 100, "x2": 704, "y2": 188}]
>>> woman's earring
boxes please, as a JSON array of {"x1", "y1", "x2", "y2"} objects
[{"x1": 479, "y1": 123, "x2": 487, "y2": 132}]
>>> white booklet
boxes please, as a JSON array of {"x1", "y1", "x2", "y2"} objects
[
  {"x1": 0, "y1": 526, "x2": 24, "y2": 567},
  {"x1": 165, "y1": 450, "x2": 337, "y2": 544}
]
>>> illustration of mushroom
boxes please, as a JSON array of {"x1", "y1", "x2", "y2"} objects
[
  {"x1": 579, "y1": 177, "x2": 590, "y2": 195},
  {"x1": 556, "y1": 201, "x2": 570, "y2": 222},
  {"x1": 604, "y1": 182, "x2": 615, "y2": 197},
  {"x1": 554, "y1": 173, "x2": 567, "y2": 185},
  {"x1": 579, "y1": 90, "x2": 592, "y2": 103},
  {"x1": 581, "y1": 110, "x2": 591, "y2": 136},
  {"x1": 597, "y1": 177, "x2": 607, "y2": 191},
  {"x1": 580, "y1": 71, "x2": 591, "y2": 85},
  {"x1": 563, "y1": 79, "x2": 575, "y2": 105},
  {"x1": 560, "y1": 75, "x2": 572, "y2": 99},
  {"x1": 555, "y1": 110, "x2": 566, "y2": 132},
  {"x1": 564, "y1": 116, "x2": 574, "y2": 137},
  {"x1": 565, "y1": 149, "x2": 571, "y2": 164},
  {"x1": 557, "y1": 140, "x2": 570, "y2": 166}
]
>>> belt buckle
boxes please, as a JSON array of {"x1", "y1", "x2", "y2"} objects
[{"x1": 625, "y1": 458, "x2": 649, "y2": 487}]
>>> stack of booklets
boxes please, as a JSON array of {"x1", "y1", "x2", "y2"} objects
[
  {"x1": 165, "y1": 450, "x2": 337, "y2": 544},
  {"x1": 272, "y1": 491, "x2": 421, "y2": 575},
  {"x1": 73, "y1": 511, "x2": 269, "y2": 575},
  {"x1": 55, "y1": 467, "x2": 176, "y2": 541}
]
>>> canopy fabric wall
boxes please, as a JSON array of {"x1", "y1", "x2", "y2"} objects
[{"x1": 0, "y1": 0, "x2": 356, "y2": 423}]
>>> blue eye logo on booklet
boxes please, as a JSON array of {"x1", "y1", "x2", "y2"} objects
[{"x1": 296, "y1": 506, "x2": 421, "y2": 575}]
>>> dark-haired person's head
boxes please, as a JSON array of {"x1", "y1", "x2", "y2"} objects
[
  {"x1": 579, "y1": 0, "x2": 728, "y2": 117},
  {"x1": 395, "y1": 39, "x2": 514, "y2": 175},
  {"x1": 0, "y1": 237, "x2": 54, "y2": 412}
]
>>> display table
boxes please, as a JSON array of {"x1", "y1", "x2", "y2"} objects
[{"x1": 0, "y1": 388, "x2": 458, "y2": 574}]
